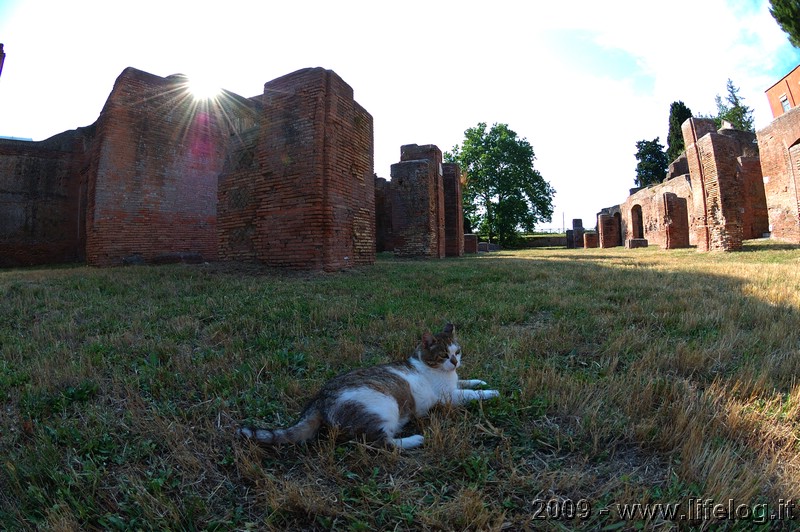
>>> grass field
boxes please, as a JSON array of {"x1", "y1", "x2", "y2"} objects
[{"x1": 2, "y1": 241, "x2": 800, "y2": 530}]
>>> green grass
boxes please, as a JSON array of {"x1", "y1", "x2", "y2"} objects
[{"x1": 2, "y1": 241, "x2": 800, "y2": 530}]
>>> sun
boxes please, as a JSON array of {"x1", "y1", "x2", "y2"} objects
[{"x1": 187, "y1": 74, "x2": 220, "y2": 100}]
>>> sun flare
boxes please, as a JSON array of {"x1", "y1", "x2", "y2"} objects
[{"x1": 187, "y1": 75, "x2": 220, "y2": 100}]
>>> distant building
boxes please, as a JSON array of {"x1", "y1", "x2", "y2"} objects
[{"x1": 765, "y1": 63, "x2": 800, "y2": 118}]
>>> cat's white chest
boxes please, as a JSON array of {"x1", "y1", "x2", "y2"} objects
[{"x1": 397, "y1": 362, "x2": 459, "y2": 416}]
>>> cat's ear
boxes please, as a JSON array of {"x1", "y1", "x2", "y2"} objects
[
  {"x1": 422, "y1": 332, "x2": 436, "y2": 349},
  {"x1": 443, "y1": 323, "x2": 455, "y2": 336}
]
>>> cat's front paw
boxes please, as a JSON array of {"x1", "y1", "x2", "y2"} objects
[
  {"x1": 459, "y1": 379, "x2": 489, "y2": 389},
  {"x1": 477, "y1": 389, "x2": 500, "y2": 400}
]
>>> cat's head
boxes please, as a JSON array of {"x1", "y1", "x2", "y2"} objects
[{"x1": 417, "y1": 323, "x2": 461, "y2": 372}]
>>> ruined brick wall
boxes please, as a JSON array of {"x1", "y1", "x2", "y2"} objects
[
  {"x1": 756, "y1": 105, "x2": 800, "y2": 243},
  {"x1": 667, "y1": 153, "x2": 689, "y2": 179},
  {"x1": 683, "y1": 118, "x2": 717, "y2": 251},
  {"x1": 597, "y1": 120, "x2": 768, "y2": 252},
  {"x1": 442, "y1": 163, "x2": 464, "y2": 257},
  {"x1": 615, "y1": 174, "x2": 694, "y2": 250},
  {"x1": 387, "y1": 144, "x2": 446, "y2": 258},
  {"x1": 682, "y1": 118, "x2": 769, "y2": 251},
  {"x1": 571, "y1": 219, "x2": 584, "y2": 248},
  {"x1": 216, "y1": 127, "x2": 261, "y2": 262},
  {"x1": 738, "y1": 156, "x2": 769, "y2": 239},
  {"x1": 597, "y1": 208, "x2": 622, "y2": 248},
  {"x1": 663, "y1": 192, "x2": 690, "y2": 249},
  {"x1": 0, "y1": 128, "x2": 93, "y2": 267},
  {"x1": 86, "y1": 68, "x2": 241, "y2": 266},
  {"x1": 464, "y1": 234, "x2": 478, "y2": 253},
  {"x1": 218, "y1": 67, "x2": 375, "y2": 270},
  {"x1": 374, "y1": 177, "x2": 394, "y2": 252},
  {"x1": 695, "y1": 133, "x2": 744, "y2": 250}
]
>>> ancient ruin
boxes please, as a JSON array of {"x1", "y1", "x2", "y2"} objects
[
  {"x1": 0, "y1": 66, "x2": 375, "y2": 270},
  {"x1": 597, "y1": 118, "x2": 768, "y2": 251},
  {"x1": 757, "y1": 67, "x2": 800, "y2": 243},
  {"x1": 595, "y1": 64, "x2": 800, "y2": 252},
  {"x1": 374, "y1": 144, "x2": 464, "y2": 258}
]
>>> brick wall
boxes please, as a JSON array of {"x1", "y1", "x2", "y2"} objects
[
  {"x1": 608, "y1": 174, "x2": 694, "y2": 250},
  {"x1": 388, "y1": 157, "x2": 441, "y2": 257},
  {"x1": 218, "y1": 67, "x2": 375, "y2": 270},
  {"x1": 583, "y1": 232, "x2": 598, "y2": 248},
  {"x1": 0, "y1": 128, "x2": 93, "y2": 267},
  {"x1": 86, "y1": 68, "x2": 243, "y2": 266},
  {"x1": 216, "y1": 127, "x2": 261, "y2": 262},
  {"x1": 663, "y1": 192, "x2": 690, "y2": 249},
  {"x1": 374, "y1": 177, "x2": 393, "y2": 252},
  {"x1": 738, "y1": 156, "x2": 769, "y2": 239},
  {"x1": 756, "y1": 105, "x2": 800, "y2": 243},
  {"x1": 597, "y1": 209, "x2": 622, "y2": 248},
  {"x1": 681, "y1": 118, "x2": 769, "y2": 251},
  {"x1": 442, "y1": 163, "x2": 464, "y2": 257},
  {"x1": 571, "y1": 219, "x2": 584, "y2": 248},
  {"x1": 2, "y1": 66, "x2": 374, "y2": 270},
  {"x1": 381, "y1": 144, "x2": 447, "y2": 258}
]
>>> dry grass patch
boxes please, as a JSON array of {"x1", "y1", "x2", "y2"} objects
[{"x1": 2, "y1": 240, "x2": 800, "y2": 529}]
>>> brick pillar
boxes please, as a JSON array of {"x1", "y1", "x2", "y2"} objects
[
  {"x1": 389, "y1": 144, "x2": 446, "y2": 258},
  {"x1": 572, "y1": 219, "x2": 584, "y2": 249},
  {"x1": 598, "y1": 213, "x2": 621, "y2": 248},
  {"x1": 442, "y1": 163, "x2": 464, "y2": 257},
  {"x1": 663, "y1": 192, "x2": 690, "y2": 249},
  {"x1": 682, "y1": 118, "x2": 717, "y2": 251},
  {"x1": 683, "y1": 117, "x2": 746, "y2": 251},
  {"x1": 219, "y1": 67, "x2": 375, "y2": 270}
]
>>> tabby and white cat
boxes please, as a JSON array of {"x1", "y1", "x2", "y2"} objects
[{"x1": 238, "y1": 323, "x2": 499, "y2": 449}]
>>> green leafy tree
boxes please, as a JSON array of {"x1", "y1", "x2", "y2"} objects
[
  {"x1": 666, "y1": 101, "x2": 693, "y2": 162},
  {"x1": 445, "y1": 122, "x2": 555, "y2": 247},
  {"x1": 715, "y1": 79, "x2": 754, "y2": 132},
  {"x1": 770, "y1": 0, "x2": 800, "y2": 48},
  {"x1": 634, "y1": 137, "x2": 668, "y2": 187}
]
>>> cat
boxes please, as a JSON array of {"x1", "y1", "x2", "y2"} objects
[{"x1": 237, "y1": 323, "x2": 499, "y2": 449}]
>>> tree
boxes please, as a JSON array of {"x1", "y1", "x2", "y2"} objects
[
  {"x1": 445, "y1": 122, "x2": 555, "y2": 247},
  {"x1": 666, "y1": 101, "x2": 693, "y2": 162},
  {"x1": 770, "y1": 0, "x2": 800, "y2": 48},
  {"x1": 715, "y1": 78, "x2": 754, "y2": 132},
  {"x1": 634, "y1": 137, "x2": 668, "y2": 187}
]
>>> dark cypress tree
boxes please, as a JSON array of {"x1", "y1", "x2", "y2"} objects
[
  {"x1": 666, "y1": 101, "x2": 693, "y2": 163},
  {"x1": 634, "y1": 137, "x2": 669, "y2": 187}
]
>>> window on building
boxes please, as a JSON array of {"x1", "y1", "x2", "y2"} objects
[{"x1": 781, "y1": 95, "x2": 791, "y2": 113}]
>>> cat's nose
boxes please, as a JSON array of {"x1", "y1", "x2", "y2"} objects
[{"x1": 450, "y1": 355, "x2": 459, "y2": 367}]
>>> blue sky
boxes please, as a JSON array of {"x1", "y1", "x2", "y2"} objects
[{"x1": 1, "y1": 0, "x2": 798, "y2": 230}]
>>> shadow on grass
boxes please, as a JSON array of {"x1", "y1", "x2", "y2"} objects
[{"x1": 1, "y1": 246, "x2": 799, "y2": 530}]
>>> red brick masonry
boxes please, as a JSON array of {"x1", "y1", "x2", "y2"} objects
[{"x1": 1, "y1": 67, "x2": 375, "y2": 269}]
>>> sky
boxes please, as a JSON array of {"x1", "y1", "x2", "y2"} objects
[{"x1": 1, "y1": 0, "x2": 799, "y2": 231}]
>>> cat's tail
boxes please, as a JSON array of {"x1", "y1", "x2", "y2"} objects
[{"x1": 237, "y1": 405, "x2": 323, "y2": 445}]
